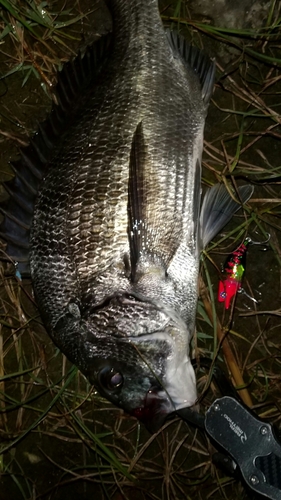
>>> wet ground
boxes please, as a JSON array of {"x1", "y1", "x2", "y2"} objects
[{"x1": 0, "y1": 0, "x2": 281, "y2": 499}]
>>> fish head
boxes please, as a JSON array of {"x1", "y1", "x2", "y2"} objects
[{"x1": 80, "y1": 294, "x2": 197, "y2": 432}]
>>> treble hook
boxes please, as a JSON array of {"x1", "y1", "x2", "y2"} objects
[
  {"x1": 245, "y1": 233, "x2": 270, "y2": 246},
  {"x1": 238, "y1": 287, "x2": 259, "y2": 304}
]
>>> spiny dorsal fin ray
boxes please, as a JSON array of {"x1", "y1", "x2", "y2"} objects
[
  {"x1": 2, "y1": 183, "x2": 34, "y2": 214},
  {"x1": 166, "y1": 30, "x2": 216, "y2": 105},
  {"x1": 200, "y1": 183, "x2": 254, "y2": 249},
  {"x1": 0, "y1": 34, "x2": 112, "y2": 277}
]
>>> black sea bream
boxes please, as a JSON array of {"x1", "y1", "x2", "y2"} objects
[{"x1": 1, "y1": 0, "x2": 252, "y2": 431}]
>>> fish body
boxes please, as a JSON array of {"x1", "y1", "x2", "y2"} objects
[
  {"x1": 218, "y1": 238, "x2": 250, "y2": 309},
  {"x1": 1, "y1": 0, "x2": 252, "y2": 431}
]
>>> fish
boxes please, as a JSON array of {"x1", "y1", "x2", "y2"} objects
[{"x1": 0, "y1": 0, "x2": 253, "y2": 432}]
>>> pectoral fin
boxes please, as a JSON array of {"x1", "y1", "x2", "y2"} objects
[
  {"x1": 127, "y1": 123, "x2": 183, "y2": 281},
  {"x1": 127, "y1": 122, "x2": 147, "y2": 280}
]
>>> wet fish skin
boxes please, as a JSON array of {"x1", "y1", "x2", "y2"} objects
[{"x1": 2, "y1": 0, "x2": 253, "y2": 432}]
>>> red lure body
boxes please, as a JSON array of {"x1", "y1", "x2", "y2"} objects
[{"x1": 218, "y1": 238, "x2": 250, "y2": 309}]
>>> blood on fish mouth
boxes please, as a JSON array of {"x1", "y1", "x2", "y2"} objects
[{"x1": 131, "y1": 387, "x2": 173, "y2": 433}]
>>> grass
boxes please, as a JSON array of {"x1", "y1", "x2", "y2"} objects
[{"x1": 1, "y1": 0, "x2": 281, "y2": 499}]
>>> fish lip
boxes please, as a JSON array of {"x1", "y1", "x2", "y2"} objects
[
  {"x1": 128, "y1": 348, "x2": 197, "y2": 433},
  {"x1": 131, "y1": 388, "x2": 198, "y2": 433},
  {"x1": 130, "y1": 387, "x2": 176, "y2": 433}
]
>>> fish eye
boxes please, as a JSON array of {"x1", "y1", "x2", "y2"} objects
[{"x1": 98, "y1": 367, "x2": 123, "y2": 392}]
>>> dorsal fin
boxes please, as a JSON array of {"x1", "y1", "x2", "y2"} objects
[
  {"x1": 0, "y1": 34, "x2": 112, "y2": 277},
  {"x1": 165, "y1": 30, "x2": 216, "y2": 105}
]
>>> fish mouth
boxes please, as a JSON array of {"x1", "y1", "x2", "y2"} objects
[
  {"x1": 130, "y1": 357, "x2": 198, "y2": 433},
  {"x1": 130, "y1": 387, "x2": 178, "y2": 433}
]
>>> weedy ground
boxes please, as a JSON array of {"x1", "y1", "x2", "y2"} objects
[{"x1": 0, "y1": 0, "x2": 281, "y2": 499}]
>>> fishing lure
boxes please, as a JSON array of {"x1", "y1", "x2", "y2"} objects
[
  {"x1": 218, "y1": 237, "x2": 250, "y2": 309},
  {"x1": 218, "y1": 234, "x2": 270, "y2": 309}
]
